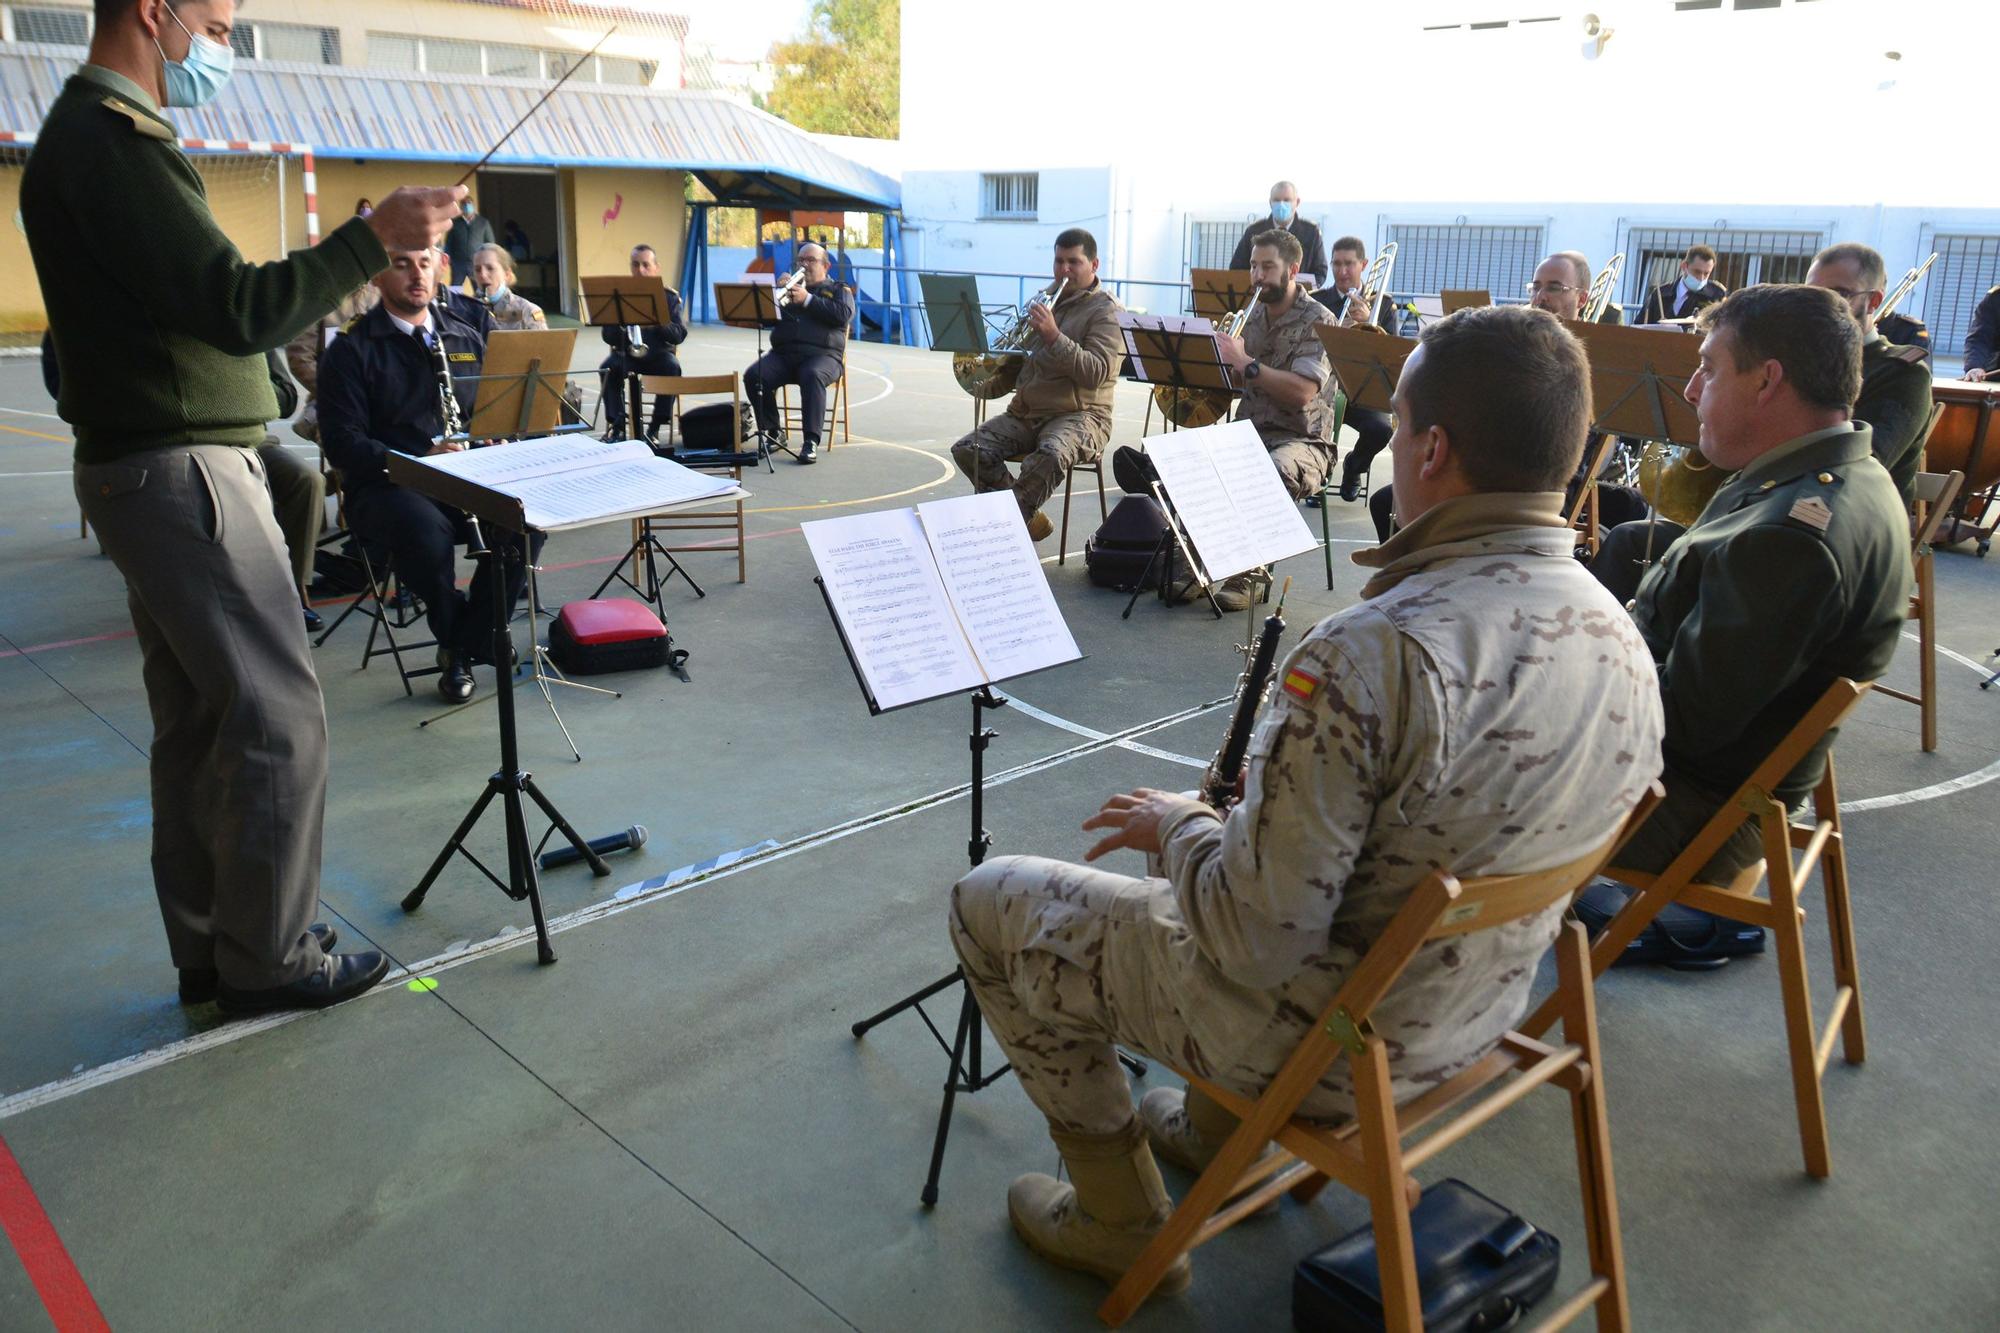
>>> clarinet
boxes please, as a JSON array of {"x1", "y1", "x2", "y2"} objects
[
  {"x1": 428, "y1": 301, "x2": 464, "y2": 444},
  {"x1": 1200, "y1": 576, "x2": 1290, "y2": 808}
]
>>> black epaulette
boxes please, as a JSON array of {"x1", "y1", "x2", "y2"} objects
[{"x1": 1884, "y1": 342, "x2": 1928, "y2": 366}]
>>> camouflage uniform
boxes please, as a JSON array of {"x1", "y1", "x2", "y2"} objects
[
  {"x1": 951, "y1": 280, "x2": 1124, "y2": 520},
  {"x1": 951, "y1": 493, "x2": 1666, "y2": 1135},
  {"x1": 1236, "y1": 287, "x2": 1341, "y2": 499},
  {"x1": 483, "y1": 290, "x2": 547, "y2": 332}
]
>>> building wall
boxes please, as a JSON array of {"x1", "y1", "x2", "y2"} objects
[{"x1": 565, "y1": 167, "x2": 686, "y2": 302}]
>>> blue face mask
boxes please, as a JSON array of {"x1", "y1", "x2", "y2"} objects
[
  {"x1": 480, "y1": 284, "x2": 510, "y2": 305},
  {"x1": 1683, "y1": 271, "x2": 1708, "y2": 293},
  {"x1": 157, "y1": 7, "x2": 234, "y2": 108},
  {"x1": 1270, "y1": 200, "x2": 1295, "y2": 225}
]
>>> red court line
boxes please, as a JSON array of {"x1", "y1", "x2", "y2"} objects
[
  {"x1": 0, "y1": 526, "x2": 805, "y2": 661},
  {"x1": 0, "y1": 1133, "x2": 110, "y2": 1332}
]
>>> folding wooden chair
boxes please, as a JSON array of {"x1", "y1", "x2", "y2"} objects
[
  {"x1": 1519, "y1": 679, "x2": 1873, "y2": 1179},
  {"x1": 1056, "y1": 457, "x2": 1107, "y2": 566},
  {"x1": 1564, "y1": 432, "x2": 1622, "y2": 560},
  {"x1": 1878, "y1": 466, "x2": 1964, "y2": 752},
  {"x1": 638, "y1": 373, "x2": 748, "y2": 585},
  {"x1": 1101, "y1": 783, "x2": 1664, "y2": 1329}
]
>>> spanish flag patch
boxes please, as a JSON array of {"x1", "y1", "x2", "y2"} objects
[{"x1": 1281, "y1": 667, "x2": 1321, "y2": 704}]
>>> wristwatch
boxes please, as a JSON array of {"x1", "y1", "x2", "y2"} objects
[{"x1": 1243, "y1": 361, "x2": 1262, "y2": 382}]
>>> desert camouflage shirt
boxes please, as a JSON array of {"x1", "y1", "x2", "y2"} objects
[{"x1": 1238, "y1": 285, "x2": 1340, "y2": 447}]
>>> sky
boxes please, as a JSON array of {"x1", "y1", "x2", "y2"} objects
[{"x1": 635, "y1": 0, "x2": 817, "y2": 61}]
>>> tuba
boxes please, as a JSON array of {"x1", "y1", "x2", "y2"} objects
[
  {"x1": 1152, "y1": 281, "x2": 1260, "y2": 429},
  {"x1": 952, "y1": 277, "x2": 1067, "y2": 400},
  {"x1": 1582, "y1": 251, "x2": 1625, "y2": 323}
]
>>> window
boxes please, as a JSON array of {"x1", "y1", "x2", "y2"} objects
[
  {"x1": 1734, "y1": 0, "x2": 1783, "y2": 8},
  {"x1": 9, "y1": 5, "x2": 89, "y2": 45},
  {"x1": 486, "y1": 42, "x2": 540, "y2": 78},
  {"x1": 597, "y1": 55, "x2": 653, "y2": 86},
  {"x1": 1920, "y1": 234, "x2": 2000, "y2": 358},
  {"x1": 368, "y1": 32, "x2": 419, "y2": 71},
  {"x1": 1674, "y1": 2, "x2": 1723, "y2": 10},
  {"x1": 425, "y1": 37, "x2": 481, "y2": 75},
  {"x1": 232, "y1": 21, "x2": 339, "y2": 63},
  {"x1": 1385, "y1": 223, "x2": 1547, "y2": 298},
  {"x1": 1622, "y1": 226, "x2": 1826, "y2": 303},
  {"x1": 980, "y1": 173, "x2": 1038, "y2": 221}
]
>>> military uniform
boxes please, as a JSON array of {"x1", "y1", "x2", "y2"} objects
[
  {"x1": 951, "y1": 280, "x2": 1125, "y2": 523},
  {"x1": 1961, "y1": 286, "x2": 2000, "y2": 378},
  {"x1": 482, "y1": 290, "x2": 547, "y2": 332},
  {"x1": 318, "y1": 300, "x2": 538, "y2": 662},
  {"x1": 1236, "y1": 287, "x2": 1340, "y2": 499},
  {"x1": 1877, "y1": 311, "x2": 1931, "y2": 359},
  {"x1": 1641, "y1": 278, "x2": 1728, "y2": 325},
  {"x1": 952, "y1": 493, "x2": 1665, "y2": 1133},
  {"x1": 1855, "y1": 334, "x2": 1934, "y2": 502},
  {"x1": 602, "y1": 289, "x2": 688, "y2": 437},
  {"x1": 24, "y1": 65, "x2": 387, "y2": 990},
  {"x1": 744, "y1": 278, "x2": 853, "y2": 450},
  {"x1": 1617, "y1": 423, "x2": 1910, "y2": 878}
]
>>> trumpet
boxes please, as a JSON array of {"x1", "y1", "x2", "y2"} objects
[
  {"x1": 1582, "y1": 251, "x2": 1625, "y2": 323},
  {"x1": 775, "y1": 267, "x2": 809, "y2": 302},
  {"x1": 952, "y1": 277, "x2": 1068, "y2": 399},
  {"x1": 1877, "y1": 252, "x2": 1938, "y2": 323},
  {"x1": 1339, "y1": 241, "x2": 1399, "y2": 328},
  {"x1": 1153, "y1": 280, "x2": 1260, "y2": 429}
]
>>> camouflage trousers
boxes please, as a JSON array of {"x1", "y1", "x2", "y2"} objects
[
  {"x1": 1265, "y1": 437, "x2": 1335, "y2": 502},
  {"x1": 949, "y1": 853, "x2": 1343, "y2": 1137},
  {"x1": 950, "y1": 410, "x2": 1111, "y2": 521}
]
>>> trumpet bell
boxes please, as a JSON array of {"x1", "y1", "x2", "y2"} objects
[
  {"x1": 953, "y1": 352, "x2": 1022, "y2": 399},
  {"x1": 1152, "y1": 384, "x2": 1232, "y2": 429}
]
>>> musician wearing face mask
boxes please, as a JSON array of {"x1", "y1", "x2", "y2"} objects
[
  {"x1": 24, "y1": 0, "x2": 464, "y2": 1010},
  {"x1": 469, "y1": 242, "x2": 547, "y2": 332},
  {"x1": 318, "y1": 247, "x2": 543, "y2": 707},
  {"x1": 1961, "y1": 285, "x2": 2000, "y2": 383},
  {"x1": 1227, "y1": 181, "x2": 1327, "y2": 290},
  {"x1": 1640, "y1": 244, "x2": 1727, "y2": 325},
  {"x1": 600, "y1": 243, "x2": 687, "y2": 443},
  {"x1": 1317, "y1": 236, "x2": 1398, "y2": 503},
  {"x1": 743, "y1": 242, "x2": 852, "y2": 465}
]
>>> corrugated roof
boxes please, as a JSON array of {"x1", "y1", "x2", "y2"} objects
[{"x1": 0, "y1": 44, "x2": 899, "y2": 211}]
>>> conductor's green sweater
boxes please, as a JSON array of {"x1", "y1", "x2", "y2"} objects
[{"x1": 22, "y1": 64, "x2": 387, "y2": 463}]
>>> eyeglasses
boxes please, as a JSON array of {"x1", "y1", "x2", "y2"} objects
[{"x1": 1525, "y1": 282, "x2": 1579, "y2": 296}]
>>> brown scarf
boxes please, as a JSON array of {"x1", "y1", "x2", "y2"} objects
[{"x1": 1351, "y1": 492, "x2": 1569, "y2": 599}]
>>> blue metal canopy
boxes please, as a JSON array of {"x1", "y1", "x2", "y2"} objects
[{"x1": 0, "y1": 42, "x2": 900, "y2": 212}]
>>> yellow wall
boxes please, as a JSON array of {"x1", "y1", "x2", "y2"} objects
[{"x1": 567, "y1": 167, "x2": 687, "y2": 302}]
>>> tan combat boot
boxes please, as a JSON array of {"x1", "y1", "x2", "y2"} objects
[
  {"x1": 1007, "y1": 1118, "x2": 1191, "y2": 1295},
  {"x1": 1026, "y1": 509, "x2": 1055, "y2": 542},
  {"x1": 1140, "y1": 1085, "x2": 1279, "y2": 1215}
]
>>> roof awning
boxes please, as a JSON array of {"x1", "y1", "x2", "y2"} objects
[{"x1": 0, "y1": 43, "x2": 900, "y2": 212}]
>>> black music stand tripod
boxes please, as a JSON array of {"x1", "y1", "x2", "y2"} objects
[
  {"x1": 402, "y1": 530, "x2": 616, "y2": 962},
  {"x1": 846, "y1": 684, "x2": 1147, "y2": 1207}
]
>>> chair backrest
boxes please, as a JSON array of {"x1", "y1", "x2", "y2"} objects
[
  {"x1": 641, "y1": 373, "x2": 737, "y2": 397},
  {"x1": 1318, "y1": 781, "x2": 1665, "y2": 1039},
  {"x1": 1564, "y1": 432, "x2": 1621, "y2": 535},
  {"x1": 1911, "y1": 469, "x2": 1966, "y2": 551}
]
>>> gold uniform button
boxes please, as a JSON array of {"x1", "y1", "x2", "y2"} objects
[
  {"x1": 1624, "y1": 599, "x2": 1637, "y2": 611},
  {"x1": 1817, "y1": 472, "x2": 1834, "y2": 483},
  {"x1": 1759, "y1": 480, "x2": 1776, "y2": 490}
]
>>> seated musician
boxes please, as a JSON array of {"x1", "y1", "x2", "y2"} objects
[
  {"x1": 1962, "y1": 284, "x2": 2000, "y2": 382},
  {"x1": 949, "y1": 305, "x2": 1665, "y2": 1295},
  {"x1": 949, "y1": 229, "x2": 1123, "y2": 542},
  {"x1": 600, "y1": 243, "x2": 687, "y2": 442},
  {"x1": 1227, "y1": 181, "x2": 1326, "y2": 289},
  {"x1": 318, "y1": 246, "x2": 539, "y2": 704},
  {"x1": 1367, "y1": 252, "x2": 1640, "y2": 542},
  {"x1": 1639, "y1": 243, "x2": 1726, "y2": 325},
  {"x1": 469, "y1": 243, "x2": 548, "y2": 332},
  {"x1": 1315, "y1": 235, "x2": 1397, "y2": 503},
  {"x1": 743, "y1": 242, "x2": 853, "y2": 465},
  {"x1": 1592, "y1": 246, "x2": 1935, "y2": 600},
  {"x1": 1578, "y1": 286, "x2": 1910, "y2": 952}
]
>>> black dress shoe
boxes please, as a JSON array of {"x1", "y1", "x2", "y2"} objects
[
  {"x1": 436, "y1": 649, "x2": 475, "y2": 703},
  {"x1": 303, "y1": 606, "x2": 324, "y2": 632},
  {"x1": 1338, "y1": 473, "x2": 1361, "y2": 503},
  {"x1": 179, "y1": 922, "x2": 340, "y2": 1004},
  {"x1": 798, "y1": 439, "x2": 819, "y2": 464},
  {"x1": 215, "y1": 950, "x2": 393, "y2": 1015}
]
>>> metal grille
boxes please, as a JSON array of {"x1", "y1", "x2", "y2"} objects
[
  {"x1": 1622, "y1": 226, "x2": 1826, "y2": 304},
  {"x1": 980, "y1": 173, "x2": 1038, "y2": 220},
  {"x1": 1385, "y1": 223, "x2": 1546, "y2": 297},
  {"x1": 1186, "y1": 218, "x2": 1246, "y2": 275},
  {"x1": 11, "y1": 5, "x2": 87, "y2": 45},
  {"x1": 1921, "y1": 234, "x2": 2000, "y2": 357}
]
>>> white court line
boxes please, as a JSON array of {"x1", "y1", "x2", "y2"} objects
[
  {"x1": 0, "y1": 469, "x2": 66, "y2": 477},
  {"x1": 1838, "y1": 633, "x2": 2000, "y2": 812},
  {"x1": 845, "y1": 362, "x2": 894, "y2": 410},
  {"x1": 0, "y1": 404, "x2": 64, "y2": 420},
  {"x1": 0, "y1": 694, "x2": 1230, "y2": 1121}
]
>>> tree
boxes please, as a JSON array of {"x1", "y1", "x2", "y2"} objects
[{"x1": 765, "y1": 0, "x2": 899, "y2": 139}]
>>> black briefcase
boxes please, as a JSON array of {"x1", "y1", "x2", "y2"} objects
[
  {"x1": 1292, "y1": 1179, "x2": 1560, "y2": 1332},
  {"x1": 678, "y1": 400, "x2": 753, "y2": 450},
  {"x1": 1084, "y1": 495, "x2": 1169, "y2": 591}
]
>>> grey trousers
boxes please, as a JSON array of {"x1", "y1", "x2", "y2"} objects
[
  {"x1": 950, "y1": 410, "x2": 1110, "y2": 519},
  {"x1": 75, "y1": 444, "x2": 330, "y2": 988},
  {"x1": 256, "y1": 438, "x2": 325, "y2": 594}
]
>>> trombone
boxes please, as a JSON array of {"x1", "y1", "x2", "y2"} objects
[
  {"x1": 1339, "y1": 241, "x2": 1399, "y2": 328},
  {"x1": 1582, "y1": 251, "x2": 1625, "y2": 323},
  {"x1": 1877, "y1": 252, "x2": 1938, "y2": 323}
]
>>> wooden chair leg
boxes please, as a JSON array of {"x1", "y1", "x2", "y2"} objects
[
  {"x1": 1094, "y1": 460, "x2": 1108, "y2": 523},
  {"x1": 1764, "y1": 812, "x2": 1833, "y2": 1179},
  {"x1": 1558, "y1": 921, "x2": 1630, "y2": 1333},
  {"x1": 735, "y1": 498, "x2": 747, "y2": 583},
  {"x1": 1815, "y1": 770, "x2": 1866, "y2": 1064},
  {"x1": 1916, "y1": 553, "x2": 1937, "y2": 752},
  {"x1": 1355, "y1": 1039, "x2": 1423, "y2": 1332},
  {"x1": 1519, "y1": 874, "x2": 1684, "y2": 1040}
]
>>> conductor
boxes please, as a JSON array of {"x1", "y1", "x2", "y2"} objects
[{"x1": 23, "y1": 0, "x2": 462, "y2": 1013}]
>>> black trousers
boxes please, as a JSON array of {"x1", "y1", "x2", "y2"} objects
[
  {"x1": 1590, "y1": 518, "x2": 1689, "y2": 604},
  {"x1": 744, "y1": 347, "x2": 843, "y2": 444},
  {"x1": 1338, "y1": 405, "x2": 1394, "y2": 479},
  {"x1": 602, "y1": 346, "x2": 682, "y2": 434},
  {"x1": 345, "y1": 486, "x2": 542, "y2": 657}
]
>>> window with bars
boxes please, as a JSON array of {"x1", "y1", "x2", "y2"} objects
[
  {"x1": 1385, "y1": 223, "x2": 1547, "y2": 298},
  {"x1": 486, "y1": 42, "x2": 541, "y2": 78},
  {"x1": 1186, "y1": 219, "x2": 1244, "y2": 275},
  {"x1": 8, "y1": 5, "x2": 88, "y2": 45},
  {"x1": 1622, "y1": 226, "x2": 1826, "y2": 303},
  {"x1": 1920, "y1": 234, "x2": 2000, "y2": 358},
  {"x1": 980, "y1": 173, "x2": 1038, "y2": 221},
  {"x1": 232, "y1": 21, "x2": 340, "y2": 64}
]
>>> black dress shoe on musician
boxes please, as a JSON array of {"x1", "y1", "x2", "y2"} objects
[
  {"x1": 179, "y1": 922, "x2": 340, "y2": 1005},
  {"x1": 1111, "y1": 445, "x2": 1156, "y2": 495},
  {"x1": 303, "y1": 606, "x2": 324, "y2": 632},
  {"x1": 436, "y1": 648, "x2": 476, "y2": 703},
  {"x1": 1338, "y1": 473, "x2": 1361, "y2": 503},
  {"x1": 798, "y1": 439, "x2": 819, "y2": 464},
  {"x1": 215, "y1": 950, "x2": 393, "y2": 1016}
]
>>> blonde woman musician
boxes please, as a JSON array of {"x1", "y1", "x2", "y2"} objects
[{"x1": 469, "y1": 243, "x2": 547, "y2": 332}]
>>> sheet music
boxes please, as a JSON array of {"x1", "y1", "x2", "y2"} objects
[
  {"x1": 515, "y1": 461, "x2": 739, "y2": 531},
  {"x1": 1142, "y1": 431, "x2": 1256, "y2": 581},
  {"x1": 1118, "y1": 312, "x2": 1218, "y2": 379},
  {"x1": 917, "y1": 492, "x2": 1081, "y2": 683},
  {"x1": 419, "y1": 436, "x2": 647, "y2": 487},
  {"x1": 1203, "y1": 421, "x2": 1318, "y2": 569},
  {"x1": 804, "y1": 510, "x2": 986, "y2": 711}
]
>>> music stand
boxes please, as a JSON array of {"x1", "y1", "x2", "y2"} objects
[
  {"x1": 1315, "y1": 324, "x2": 1417, "y2": 420},
  {"x1": 581, "y1": 273, "x2": 671, "y2": 439},
  {"x1": 1189, "y1": 267, "x2": 1255, "y2": 321},
  {"x1": 1123, "y1": 313, "x2": 1236, "y2": 436},
  {"x1": 1441, "y1": 288, "x2": 1492, "y2": 314},
  {"x1": 1564, "y1": 320, "x2": 1704, "y2": 570},
  {"x1": 385, "y1": 454, "x2": 624, "y2": 965},
  {"x1": 918, "y1": 273, "x2": 996, "y2": 355},
  {"x1": 715, "y1": 280, "x2": 781, "y2": 358}
]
